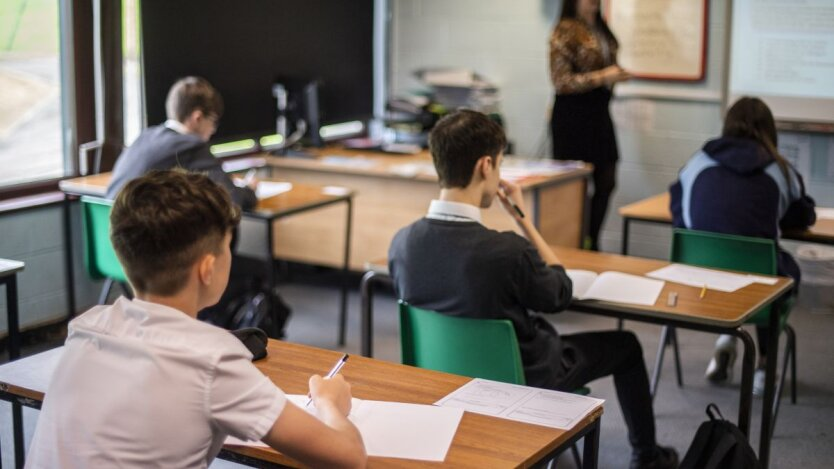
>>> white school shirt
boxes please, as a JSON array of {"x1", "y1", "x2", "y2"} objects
[
  {"x1": 26, "y1": 297, "x2": 286, "y2": 469},
  {"x1": 425, "y1": 199, "x2": 483, "y2": 223}
]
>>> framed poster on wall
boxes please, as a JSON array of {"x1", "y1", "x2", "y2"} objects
[{"x1": 605, "y1": 0, "x2": 708, "y2": 81}]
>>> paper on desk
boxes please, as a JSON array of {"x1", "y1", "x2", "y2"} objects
[
  {"x1": 566, "y1": 270, "x2": 665, "y2": 306},
  {"x1": 225, "y1": 395, "x2": 463, "y2": 462},
  {"x1": 647, "y1": 264, "x2": 754, "y2": 292},
  {"x1": 256, "y1": 181, "x2": 292, "y2": 199},
  {"x1": 435, "y1": 378, "x2": 603, "y2": 430},
  {"x1": 816, "y1": 207, "x2": 834, "y2": 220}
]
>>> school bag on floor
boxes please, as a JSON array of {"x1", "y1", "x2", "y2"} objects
[{"x1": 680, "y1": 404, "x2": 761, "y2": 469}]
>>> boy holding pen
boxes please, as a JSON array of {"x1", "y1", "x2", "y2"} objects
[
  {"x1": 388, "y1": 110, "x2": 676, "y2": 469},
  {"x1": 27, "y1": 170, "x2": 365, "y2": 469}
]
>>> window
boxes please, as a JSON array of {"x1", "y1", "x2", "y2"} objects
[
  {"x1": 0, "y1": 0, "x2": 65, "y2": 188},
  {"x1": 123, "y1": 0, "x2": 142, "y2": 146}
]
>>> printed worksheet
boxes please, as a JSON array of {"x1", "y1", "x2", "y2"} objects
[{"x1": 435, "y1": 378, "x2": 603, "y2": 430}]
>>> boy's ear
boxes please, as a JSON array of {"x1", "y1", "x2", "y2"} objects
[
  {"x1": 197, "y1": 253, "x2": 217, "y2": 286},
  {"x1": 478, "y1": 155, "x2": 494, "y2": 178}
]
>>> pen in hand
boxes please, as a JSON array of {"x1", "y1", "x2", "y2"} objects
[
  {"x1": 305, "y1": 353, "x2": 349, "y2": 407},
  {"x1": 499, "y1": 188, "x2": 525, "y2": 219}
]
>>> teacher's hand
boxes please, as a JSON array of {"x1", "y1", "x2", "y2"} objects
[{"x1": 598, "y1": 65, "x2": 631, "y2": 86}]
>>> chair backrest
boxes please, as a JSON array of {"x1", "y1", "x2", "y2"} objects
[
  {"x1": 399, "y1": 301, "x2": 526, "y2": 385},
  {"x1": 81, "y1": 196, "x2": 128, "y2": 282},
  {"x1": 671, "y1": 228, "x2": 778, "y2": 324}
]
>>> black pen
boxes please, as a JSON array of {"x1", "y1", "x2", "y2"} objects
[
  {"x1": 305, "y1": 353, "x2": 349, "y2": 407},
  {"x1": 500, "y1": 188, "x2": 525, "y2": 219}
]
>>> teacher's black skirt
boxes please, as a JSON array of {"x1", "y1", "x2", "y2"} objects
[{"x1": 550, "y1": 87, "x2": 618, "y2": 164}]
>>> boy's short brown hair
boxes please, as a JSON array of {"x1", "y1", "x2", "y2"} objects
[
  {"x1": 429, "y1": 110, "x2": 507, "y2": 188},
  {"x1": 165, "y1": 76, "x2": 224, "y2": 122},
  {"x1": 110, "y1": 170, "x2": 240, "y2": 296}
]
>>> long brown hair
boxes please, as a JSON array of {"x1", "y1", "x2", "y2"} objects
[
  {"x1": 722, "y1": 97, "x2": 790, "y2": 183},
  {"x1": 560, "y1": 0, "x2": 619, "y2": 47}
]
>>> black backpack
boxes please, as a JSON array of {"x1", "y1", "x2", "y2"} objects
[
  {"x1": 200, "y1": 277, "x2": 292, "y2": 340},
  {"x1": 680, "y1": 404, "x2": 761, "y2": 469}
]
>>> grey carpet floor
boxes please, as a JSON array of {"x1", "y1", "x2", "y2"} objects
[{"x1": 2, "y1": 280, "x2": 833, "y2": 468}]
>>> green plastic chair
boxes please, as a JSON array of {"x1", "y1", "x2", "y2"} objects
[
  {"x1": 399, "y1": 301, "x2": 586, "y2": 465},
  {"x1": 80, "y1": 196, "x2": 131, "y2": 304},
  {"x1": 653, "y1": 229, "x2": 797, "y2": 425}
]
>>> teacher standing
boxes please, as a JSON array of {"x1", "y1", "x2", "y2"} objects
[{"x1": 550, "y1": 0, "x2": 630, "y2": 251}]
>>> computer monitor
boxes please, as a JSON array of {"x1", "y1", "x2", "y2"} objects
[{"x1": 140, "y1": 0, "x2": 374, "y2": 146}]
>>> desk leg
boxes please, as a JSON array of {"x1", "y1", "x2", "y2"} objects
[
  {"x1": 5, "y1": 275, "x2": 20, "y2": 361},
  {"x1": 582, "y1": 417, "x2": 601, "y2": 469},
  {"x1": 621, "y1": 218, "x2": 631, "y2": 255},
  {"x1": 732, "y1": 327, "x2": 756, "y2": 437},
  {"x1": 759, "y1": 302, "x2": 781, "y2": 468},
  {"x1": 63, "y1": 196, "x2": 77, "y2": 318},
  {"x1": 360, "y1": 271, "x2": 375, "y2": 358},
  {"x1": 338, "y1": 199, "x2": 353, "y2": 347},
  {"x1": 12, "y1": 400, "x2": 24, "y2": 469}
]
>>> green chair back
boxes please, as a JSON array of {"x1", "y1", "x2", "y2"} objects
[
  {"x1": 81, "y1": 196, "x2": 128, "y2": 283},
  {"x1": 670, "y1": 229, "x2": 787, "y2": 326},
  {"x1": 399, "y1": 301, "x2": 526, "y2": 385}
]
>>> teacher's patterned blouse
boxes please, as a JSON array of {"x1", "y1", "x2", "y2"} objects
[{"x1": 549, "y1": 18, "x2": 618, "y2": 94}]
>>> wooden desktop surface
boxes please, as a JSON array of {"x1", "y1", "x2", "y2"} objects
[
  {"x1": 550, "y1": 246, "x2": 794, "y2": 327},
  {"x1": 267, "y1": 147, "x2": 592, "y2": 268},
  {"x1": 368, "y1": 247, "x2": 792, "y2": 329},
  {"x1": 267, "y1": 147, "x2": 592, "y2": 188},
  {"x1": 0, "y1": 342, "x2": 602, "y2": 469},
  {"x1": 618, "y1": 192, "x2": 834, "y2": 244}
]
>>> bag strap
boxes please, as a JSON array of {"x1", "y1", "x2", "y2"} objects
[{"x1": 706, "y1": 403, "x2": 725, "y2": 421}]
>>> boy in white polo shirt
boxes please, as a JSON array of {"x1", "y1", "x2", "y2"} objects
[{"x1": 26, "y1": 170, "x2": 365, "y2": 468}]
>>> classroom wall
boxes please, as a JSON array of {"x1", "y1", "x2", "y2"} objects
[
  {"x1": 389, "y1": 0, "x2": 834, "y2": 257},
  {"x1": 0, "y1": 203, "x2": 100, "y2": 337}
]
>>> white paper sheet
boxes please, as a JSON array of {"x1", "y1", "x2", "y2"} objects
[
  {"x1": 565, "y1": 269, "x2": 598, "y2": 299},
  {"x1": 225, "y1": 395, "x2": 463, "y2": 462},
  {"x1": 647, "y1": 264, "x2": 754, "y2": 292},
  {"x1": 435, "y1": 378, "x2": 603, "y2": 430},
  {"x1": 256, "y1": 181, "x2": 292, "y2": 199},
  {"x1": 746, "y1": 275, "x2": 779, "y2": 285},
  {"x1": 816, "y1": 207, "x2": 834, "y2": 221},
  {"x1": 566, "y1": 270, "x2": 664, "y2": 306}
]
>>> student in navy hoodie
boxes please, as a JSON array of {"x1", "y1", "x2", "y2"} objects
[{"x1": 670, "y1": 97, "x2": 816, "y2": 395}]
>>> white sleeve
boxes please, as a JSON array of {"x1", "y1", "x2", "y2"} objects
[{"x1": 208, "y1": 350, "x2": 287, "y2": 441}]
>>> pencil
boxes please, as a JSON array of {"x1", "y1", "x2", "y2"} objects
[{"x1": 699, "y1": 285, "x2": 707, "y2": 299}]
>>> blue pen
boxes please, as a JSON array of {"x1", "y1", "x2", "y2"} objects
[{"x1": 305, "y1": 354, "x2": 349, "y2": 407}]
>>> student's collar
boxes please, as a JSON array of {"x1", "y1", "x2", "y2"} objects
[
  {"x1": 164, "y1": 119, "x2": 191, "y2": 135},
  {"x1": 426, "y1": 199, "x2": 482, "y2": 224}
]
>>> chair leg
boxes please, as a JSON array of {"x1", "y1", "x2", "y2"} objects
[
  {"x1": 617, "y1": 318, "x2": 624, "y2": 330},
  {"x1": 650, "y1": 326, "x2": 671, "y2": 400},
  {"x1": 786, "y1": 324, "x2": 797, "y2": 405},
  {"x1": 98, "y1": 278, "x2": 115, "y2": 305},
  {"x1": 670, "y1": 327, "x2": 684, "y2": 388},
  {"x1": 571, "y1": 443, "x2": 582, "y2": 467}
]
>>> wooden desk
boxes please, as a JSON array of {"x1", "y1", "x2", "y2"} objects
[
  {"x1": 266, "y1": 148, "x2": 592, "y2": 270},
  {"x1": 0, "y1": 341, "x2": 603, "y2": 468},
  {"x1": 358, "y1": 248, "x2": 793, "y2": 468},
  {"x1": 59, "y1": 174, "x2": 355, "y2": 345},
  {"x1": 618, "y1": 192, "x2": 834, "y2": 254}
]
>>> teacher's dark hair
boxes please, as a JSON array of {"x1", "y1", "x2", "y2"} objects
[
  {"x1": 429, "y1": 110, "x2": 507, "y2": 189},
  {"x1": 723, "y1": 97, "x2": 790, "y2": 183},
  {"x1": 560, "y1": 0, "x2": 619, "y2": 47}
]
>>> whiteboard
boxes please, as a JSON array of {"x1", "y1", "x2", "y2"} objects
[
  {"x1": 606, "y1": 0, "x2": 707, "y2": 81},
  {"x1": 728, "y1": 0, "x2": 834, "y2": 126}
]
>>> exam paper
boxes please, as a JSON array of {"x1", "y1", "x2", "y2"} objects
[
  {"x1": 256, "y1": 181, "x2": 292, "y2": 199},
  {"x1": 225, "y1": 395, "x2": 463, "y2": 462},
  {"x1": 816, "y1": 207, "x2": 834, "y2": 221},
  {"x1": 647, "y1": 264, "x2": 754, "y2": 292},
  {"x1": 566, "y1": 270, "x2": 665, "y2": 306},
  {"x1": 435, "y1": 378, "x2": 603, "y2": 430}
]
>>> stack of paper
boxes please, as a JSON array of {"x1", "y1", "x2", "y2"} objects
[
  {"x1": 435, "y1": 378, "x2": 603, "y2": 430},
  {"x1": 566, "y1": 270, "x2": 665, "y2": 306},
  {"x1": 255, "y1": 181, "x2": 292, "y2": 199},
  {"x1": 225, "y1": 395, "x2": 463, "y2": 462},
  {"x1": 816, "y1": 207, "x2": 834, "y2": 221},
  {"x1": 646, "y1": 264, "x2": 778, "y2": 292}
]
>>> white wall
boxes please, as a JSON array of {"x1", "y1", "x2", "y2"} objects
[{"x1": 389, "y1": 0, "x2": 834, "y2": 256}]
